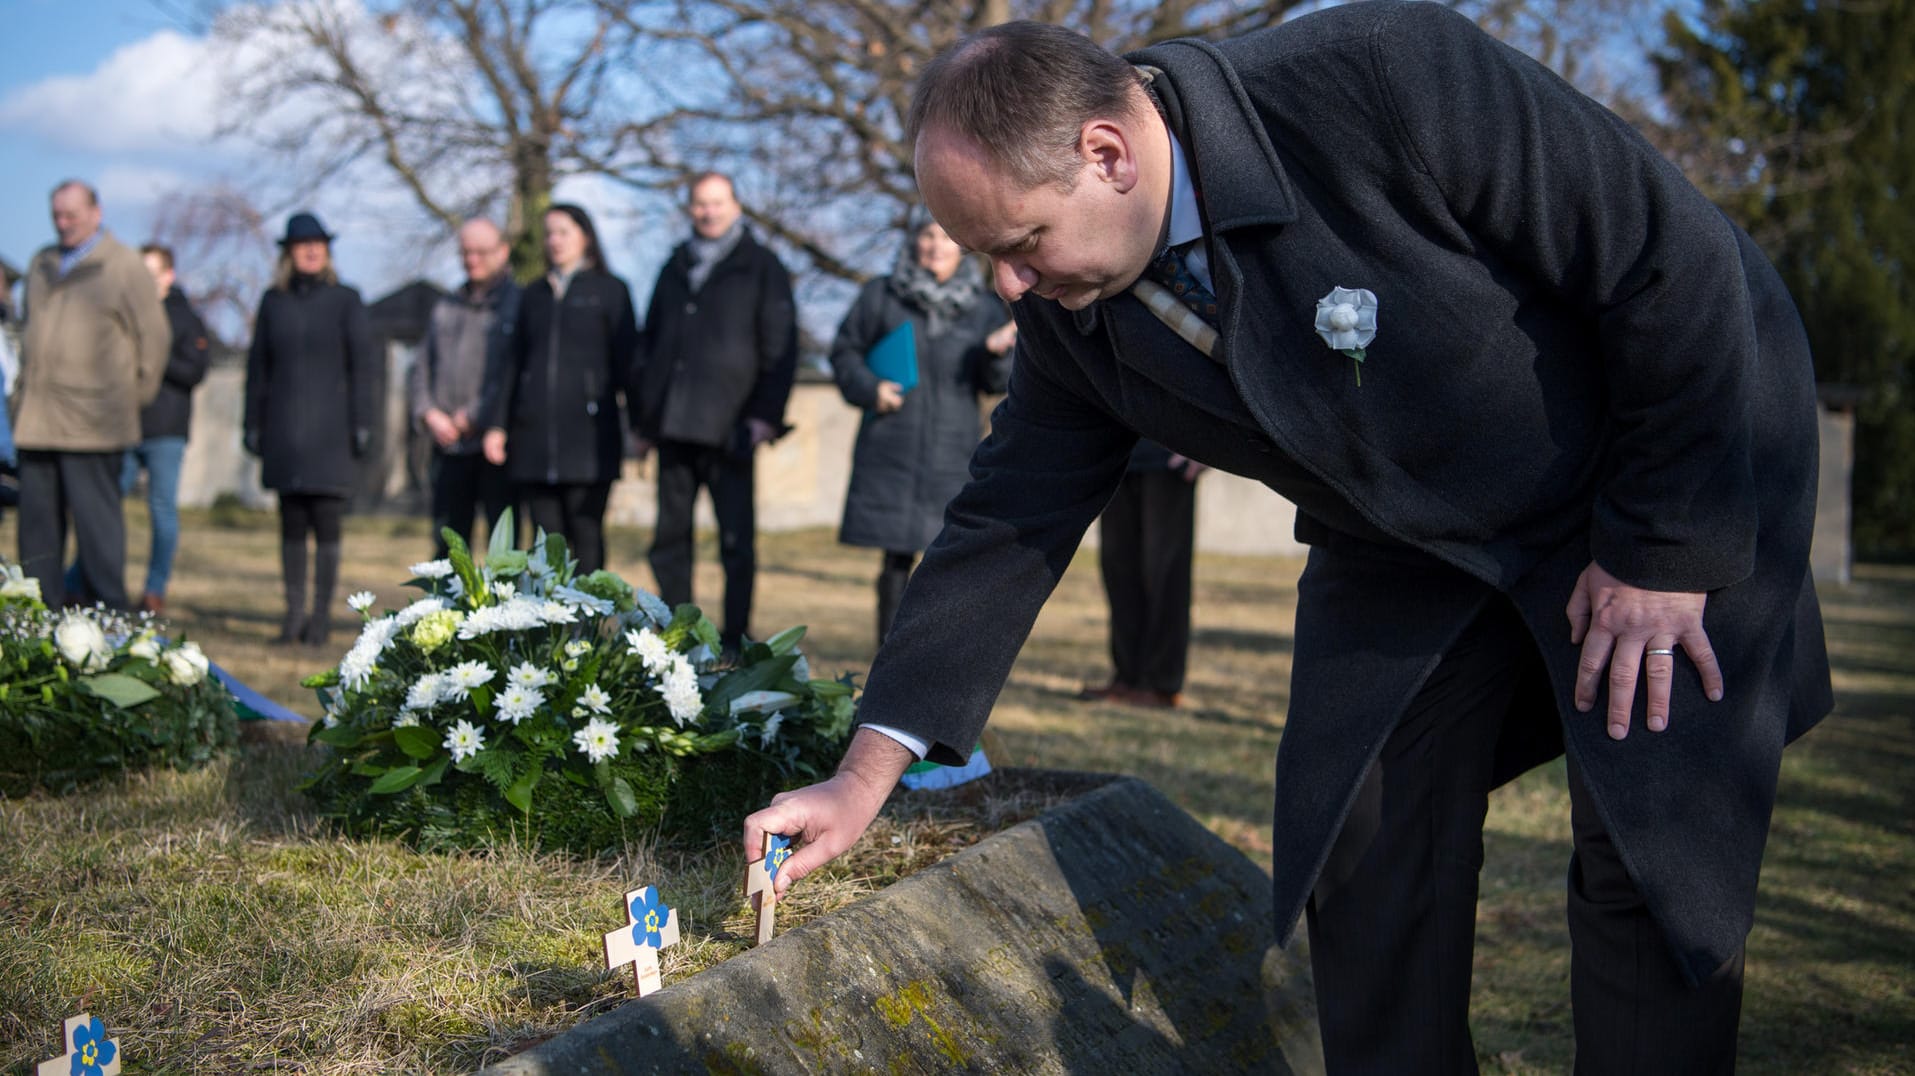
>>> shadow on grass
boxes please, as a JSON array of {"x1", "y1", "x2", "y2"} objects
[{"x1": 1190, "y1": 624, "x2": 1296, "y2": 655}]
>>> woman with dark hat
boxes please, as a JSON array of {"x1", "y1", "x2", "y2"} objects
[
  {"x1": 243, "y1": 211, "x2": 376, "y2": 648},
  {"x1": 481, "y1": 203, "x2": 637, "y2": 574},
  {"x1": 829, "y1": 209, "x2": 1015, "y2": 646}
]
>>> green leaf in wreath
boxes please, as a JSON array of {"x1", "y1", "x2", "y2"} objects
[
  {"x1": 76, "y1": 673, "x2": 161, "y2": 708},
  {"x1": 393, "y1": 724, "x2": 440, "y2": 760},
  {"x1": 418, "y1": 756, "x2": 450, "y2": 788},
  {"x1": 607, "y1": 775, "x2": 639, "y2": 818},
  {"x1": 765, "y1": 625, "x2": 807, "y2": 655},
  {"x1": 487, "y1": 506, "x2": 517, "y2": 564},
  {"x1": 312, "y1": 725, "x2": 364, "y2": 748},
  {"x1": 705, "y1": 655, "x2": 798, "y2": 712},
  {"x1": 503, "y1": 767, "x2": 540, "y2": 814},
  {"x1": 487, "y1": 550, "x2": 529, "y2": 578},
  {"x1": 369, "y1": 765, "x2": 425, "y2": 794}
]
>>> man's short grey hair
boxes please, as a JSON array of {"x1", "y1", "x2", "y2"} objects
[
  {"x1": 51, "y1": 179, "x2": 100, "y2": 206},
  {"x1": 907, "y1": 21, "x2": 1146, "y2": 191}
]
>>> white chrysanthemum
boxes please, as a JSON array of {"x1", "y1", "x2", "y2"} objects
[
  {"x1": 496, "y1": 685, "x2": 544, "y2": 725},
  {"x1": 625, "y1": 627, "x2": 674, "y2": 674},
  {"x1": 579, "y1": 683, "x2": 612, "y2": 714},
  {"x1": 659, "y1": 657, "x2": 702, "y2": 726},
  {"x1": 538, "y1": 600, "x2": 577, "y2": 625},
  {"x1": 441, "y1": 660, "x2": 495, "y2": 700},
  {"x1": 393, "y1": 711, "x2": 421, "y2": 728},
  {"x1": 635, "y1": 589, "x2": 673, "y2": 626},
  {"x1": 507, "y1": 662, "x2": 553, "y2": 689},
  {"x1": 410, "y1": 559, "x2": 454, "y2": 579},
  {"x1": 403, "y1": 673, "x2": 445, "y2": 712},
  {"x1": 162, "y1": 640, "x2": 209, "y2": 686},
  {"x1": 565, "y1": 639, "x2": 592, "y2": 657},
  {"x1": 444, "y1": 719, "x2": 485, "y2": 762},
  {"x1": 338, "y1": 618, "x2": 399, "y2": 691},
  {"x1": 491, "y1": 581, "x2": 516, "y2": 601},
  {"x1": 394, "y1": 596, "x2": 449, "y2": 628},
  {"x1": 53, "y1": 614, "x2": 111, "y2": 671},
  {"x1": 347, "y1": 591, "x2": 376, "y2": 613},
  {"x1": 457, "y1": 596, "x2": 549, "y2": 639},
  {"x1": 572, "y1": 717, "x2": 620, "y2": 763}
]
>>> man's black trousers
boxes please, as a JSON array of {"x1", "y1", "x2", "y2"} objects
[
  {"x1": 1305, "y1": 598, "x2": 1745, "y2": 1075},
  {"x1": 18, "y1": 449, "x2": 127, "y2": 609},
  {"x1": 1097, "y1": 467, "x2": 1196, "y2": 694},
  {"x1": 649, "y1": 439, "x2": 755, "y2": 645},
  {"x1": 429, "y1": 450, "x2": 515, "y2": 558}
]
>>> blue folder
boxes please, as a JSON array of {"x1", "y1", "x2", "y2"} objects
[{"x1": 866, "y1": 320, "x2": 918, "y2": 393}]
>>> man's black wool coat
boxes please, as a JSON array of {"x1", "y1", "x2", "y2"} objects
[
  {"x1": 631, "y1": 228, "x2": 798, "y2": 448},
  {"x1": 862, "y1": 0, "x2": 1832, "y2": 986}
]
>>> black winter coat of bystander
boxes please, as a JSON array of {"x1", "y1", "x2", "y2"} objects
[
  {"x1": 485, "y1": 268, "x2": 638, "y2": 486},
  {"x1": 244, "y1": 276, "x2": 377, "y2": 496}
]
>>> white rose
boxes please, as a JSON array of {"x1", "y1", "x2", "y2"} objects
[
  {"x1": 128, "y1": 633, "x2": 163, "y2": 662},
  {"x1": 54, "y1": 615, "x2": 111, "y2": 671},
  {"x1": 1313, "y1": 286, "x2": 1379, "y2": 351},
  {"x1": 163, "y1": 641, "x2": 209, "y2": 686},
  {"x1": 0, "y1": 569, "x2": 41, "y2": 602}
]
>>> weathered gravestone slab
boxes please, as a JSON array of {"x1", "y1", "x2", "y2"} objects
[{"x1": 483, "y1": 774, "x2": 1324, "y2": 1075}]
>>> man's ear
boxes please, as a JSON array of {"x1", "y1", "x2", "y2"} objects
[{"x1": 1079, "y1": 118, "x2": 1140, "y2": 193}]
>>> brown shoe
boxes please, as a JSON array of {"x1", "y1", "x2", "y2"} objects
[
  {"x1": 138, "y1": 592, "x2": 165, "y2": 616},
  {"x1": 1129, "y1": 688, "x2": 1181, "y2": 709},
  {"x1": 1077, "y1": 680, "x2": 1132, "y2": 702}
]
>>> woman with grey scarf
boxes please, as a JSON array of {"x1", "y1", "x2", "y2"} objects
[{"x1": 829, "y1": 212, "x2": 1017, "y2": 647}]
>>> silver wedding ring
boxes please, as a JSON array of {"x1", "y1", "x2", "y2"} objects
[{"x1": 1646, "y1": 648, "x2": 1677, "y2": 657}]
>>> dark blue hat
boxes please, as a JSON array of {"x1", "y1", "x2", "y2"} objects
[{"x1": 278, "y1": 211, "x2": 335, "y2": 246}]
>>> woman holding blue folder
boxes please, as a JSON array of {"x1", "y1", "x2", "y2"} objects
[{"x1": 830, "y1": 211, "x2": 1016, "y2": 646}]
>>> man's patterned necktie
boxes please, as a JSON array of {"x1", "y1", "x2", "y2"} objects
[{"x1": 1145, "y1": 244, "x2": 1218, "y2": 323}]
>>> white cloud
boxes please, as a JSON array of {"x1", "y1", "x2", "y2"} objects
[
  {"x1": 0, "y1": 30, "x2": 221, "y2": 154},
  {"x1": 93, "y1": 163, "x2": 199, "y2": 230}
]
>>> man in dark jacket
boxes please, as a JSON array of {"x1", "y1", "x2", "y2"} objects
[
  {"x1": 631, "y1": 172, "x2": 798, "y2": 649},
  {"x1": 122, "y1": 244, "x2": 211, "y2": 613},
  {"x1": 748, "y1": 10, "x2": 1832, "y2": 1072},
  {"x1": 410, "y1": 219, "x2": 521, "y2": 558}
]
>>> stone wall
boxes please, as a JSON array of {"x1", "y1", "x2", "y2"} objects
[{"x1": 171, "y1": 347, "x2": 1860, "y2": 573}]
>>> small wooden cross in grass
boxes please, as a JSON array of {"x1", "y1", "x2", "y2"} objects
[
  {"x1": 602, "y1": 884, "x2": 680, "y2": 996},
  {"x1": 38, "y1": 1013, "x2": 120, "y2": 1076},
  {"x1": 744, "y1": 832, "x2": 794, "y2": 945}
]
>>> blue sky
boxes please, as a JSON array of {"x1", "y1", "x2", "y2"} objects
[
  {"x1": 0, "y1": 0, "x2": 668, "y2": 324},
  {"x1": 0, "y1": 0, "x2": 179, "y2": 275}
]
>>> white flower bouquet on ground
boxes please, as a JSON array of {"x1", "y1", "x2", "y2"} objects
[
  {"x1": 298, "y1": 513, "x2": 857, "y2": 854},
  {"x1": 0, "y1": 560, "x2": 236, "y2": 794}
]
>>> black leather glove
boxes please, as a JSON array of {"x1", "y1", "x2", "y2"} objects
[
  {"x1": 243, "y1": 429, "x2": 261, "y2": 457},
  {"x1": 352, "y1": 428, "x2": 371, "y2": 457}
]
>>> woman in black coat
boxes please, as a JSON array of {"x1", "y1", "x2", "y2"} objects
[
  {"x1": 482, "y1": 204, "x2": 637, "y2": 573},
  {"x1": 830, "y1": 212, "x2": 1015, "y2": 645},
  {"x1": 244, "y1": 212, "x2": 376, "y2": 648}
]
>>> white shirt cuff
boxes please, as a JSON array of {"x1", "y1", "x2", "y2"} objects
[{"x1": 861, "y1": 723, "x2": 929, "y2": 760}]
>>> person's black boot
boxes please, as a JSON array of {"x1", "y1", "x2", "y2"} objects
[
  {"x1": 304, "y1": 542, "x2": 341, "y2": 650},
  {"x1": 276, "y1": 540, "x2": 308, "y2": 645}
]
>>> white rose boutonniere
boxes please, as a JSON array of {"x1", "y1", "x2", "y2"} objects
[{"x1": 1314, "y1": 286, "x2": 1379, "y2": 386}]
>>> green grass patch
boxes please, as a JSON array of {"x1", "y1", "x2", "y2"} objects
[{"x1": 0, "y1": 513, "x2": 1909, "y2": 1073}]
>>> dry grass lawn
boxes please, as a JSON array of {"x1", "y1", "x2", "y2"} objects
[{"x1": 1, "y1": 503, "x2": 1910, "y2": 1073}]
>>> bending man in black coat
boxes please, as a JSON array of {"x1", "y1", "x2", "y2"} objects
[
  {"x1": 747, "y1": 9, "x2": 1832, "y2": 1072},
  {"x1": 629, "y1": 172, "x2": 798, "y2": 650}
]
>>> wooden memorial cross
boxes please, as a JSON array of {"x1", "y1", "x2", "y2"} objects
[
  {"x1": 744, "y1": 832, "x2": 793, "y2": 945},
  {"x1": 602, "y1": 884, "x2": 680, "y2": 996},
  {"x1": 38, "y1": 1013, "x2": 120, "y2": 1076}
]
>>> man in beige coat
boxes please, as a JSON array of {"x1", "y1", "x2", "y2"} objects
[{"x1": 13, "y1": 180, "x2": 168, "y2": 609}]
